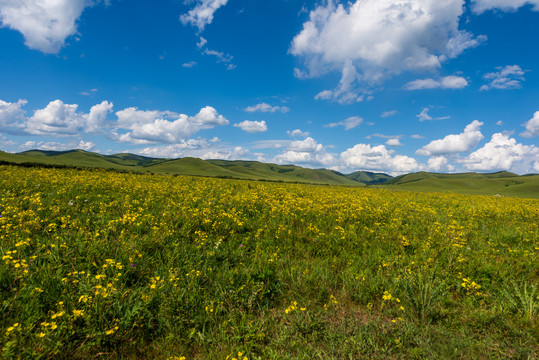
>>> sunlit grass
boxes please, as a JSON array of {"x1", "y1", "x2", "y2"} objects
[{"x1": 1, "y1": 165, "x2": 537, "y2": 359}]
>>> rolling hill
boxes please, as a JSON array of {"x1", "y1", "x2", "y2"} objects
[
  {"x1": 0, "y1": 149, "x2": 362, "y2": 186},
  {"x1": 383, "y1": 171, "x2": 539, "y2": 198},
  {"x1": 1, "y1": 149, "x2": 538, "y2": 197},
  {"x1": 347, "y1": 170, "x2": 392, "y2": 184}
]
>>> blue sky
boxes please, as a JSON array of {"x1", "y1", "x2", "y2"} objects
[{"x1": 0, "y1": 0, "x2": 538, "y2": 174}]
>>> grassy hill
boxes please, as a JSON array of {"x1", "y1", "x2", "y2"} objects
[
  {"x1": 347, "y1": 170, "x2": 392, "y2": 184},
  {"x1": 384, "y1": 171, "x2": 539, "y2": 198},
  {"x1": 0, "y1": 149, "x2": 361, "y2": 186},
  {"x1": 1, "y1": 149, "x2": 538, "y2": 197}
]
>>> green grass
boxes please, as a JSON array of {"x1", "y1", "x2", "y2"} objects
[
  {"x1": 1, "y1": 149, "x2": 538, "y2": 197},
  {"x1": 384, "y1": 172, "x2": 539, "y2": 198},
  {"x1": 0, "y1": 150, "x2": 361, "y2": 186},
  {"x1": 0, "y1": 165, "x2": 537, "y2": 359}
]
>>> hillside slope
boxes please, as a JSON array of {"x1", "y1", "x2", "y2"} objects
[{"x1": 0, "y1": 150, "x2": 361, "y2": 186}]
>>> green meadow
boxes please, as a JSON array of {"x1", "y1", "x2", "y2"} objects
[
  {"x1": 0, "y1": 165, "x2": 537, "y2": 359},
  {"x1": 1, "y1": 149, "x2": 538, "y2": 198}
]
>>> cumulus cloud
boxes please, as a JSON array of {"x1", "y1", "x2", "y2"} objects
[
  {"x1": 26, "y1": 100, "x2": 86, "y2": 136},
  {"x1": 326, "y1": 116, "x2": 363, "y2": 130},
  {"x1": 341, "y1": 143, "x2": 420, "y2": 173},
  {"x1": 0, "y1": 99, "x2": 27, "y2": 133},
  {"x1": 462, "y1": 133, "x2": 539, "y2": 173},
  {"x1": 244, "y1": 103, "x2": 290, "y2": 113},
  {"x1": 428, "y1": 155, "x2": 455, "y2": 172},
  {"x1": 472, "y1": 0, "x2": 539, "y2": 13},
  {"x1": 404, "y1": 76, "x2": 469, "y2": 90},
  {"x1": 480, "y1": 65, "x2": 525, "y2": 91},
  {"x1": 275, "y1": 137, "x2": 336, "y2": 167},
  {"x1": 115, "y1": 106, "x2": 228, "y2": 144},
  {"x1": 77, "y1": 140, "x2": 96, "y2": 151},
  {"x1": 290, "y1": 0, "x2": 485, "y2": 102},
  {"x1": 1, "y1": 98, "x2": 114, "y2": 136},
  {"x1": 0, "y1": 0, "x2": 92, "y2": 53},
  {"x1": 287, "y1": 129, "x2": 310, "y2": 138},
  {"x1": 180, "y1": 0, "x2": 228, "y2": 32},
  {"x1": 86, "y1": 101, "x2": 113, "y2": 133},
  {"x1": 386, "y1": 138, "x2": 403, "y2": 146},
  {"x1": 416, "y1": 120, "x2": 484, "y2": 156},
  {"x1": 521, "y1": 111, "x2": 539, "y2": 138},
  {"x1": 19, "y1": 139, "x2": 96, "y2": 152},
  {"x1": 234, "y1": 120, "x2": 267, "y2": 133},
  {"x1": 136, "y1": 138, "x2": 250, "y2": 160}
]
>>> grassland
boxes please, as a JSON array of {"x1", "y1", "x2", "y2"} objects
[
  {"x1": 0, "y1": 150, "x2": 361, "y2": 187},
  {"x1": 0, "y1": 165, "x2": 537, "y2": 359},
  {"x1": 384, "y1": 171, "x2": 539, "y2": 199},
  {"x1": 2, "y1": 149, "x2": 539, "y2": 198}
]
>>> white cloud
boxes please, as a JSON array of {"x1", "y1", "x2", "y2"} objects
[
  {"x1": 200, "y1": 146, "x2": 251, "y2": 160},
  {"x1": 77, "y1": 140, "x2": 96, "y2": 151},
  {"x1": 341, "y1": 143, "x2": 420, "y2": 174},
  {"x1": 0, "y1": 99, "x2": 27, "y2": 132},
  {"x1": 411, "y1": 134, "x2": 425, "y2": 139},
  {"x1": 404, "y1": 76, "x2": 468, "y2": 90},
  {"x1": 136, "y1": 138, "x2": 247, "y2": 160},
  {"x1": 0, "y1": 0, "x2": 92, "y2": 53},
  {"x1": 26, "y1": 100, "x2": 85, "y2": 136},
  {"x1": 19, "y1": 139, "x2": 95, "y2": 152},
  {"x1": 234, "y1": 120, "x2": 267, "y2": 133},
  {"x1": 86, "y1": 101, "x2": 113, "y2": 133},
  {"x1": 417, "y1": 120, "x2": 484, "y2": 156},
  {"x1": 180, "y1": 0, "x2": 228, "y2": 32},
  {"x1": 496, "y1": 120, "x2": 504, "y2": 126},
  {"x1": 197, "y1": 36, "x2": 207, "y2": 48},
  {"x1": 288, "y1": 137, "x2": 323, "y2": 153},
  {"x1": 534, "y1": 161, "x2": 539, "y2": 173},
  {"x1": 445, "y1": 30, "x2": 487, "y2": 58},
  {"x1": 472, "y1": 0, "x2": 539, "y2": 13},
  {"x1": 114, "y1": 106, "x2": 228, "y2": 144},
  {"x1": 244, "y1": 103, "x2": 290, "y2": 113},
  {"x1": 2, "y1": 98, "x2": 114, "y2": 136},
  {"x1": 416, "y1": 107, "x2": 450, "y2": 121},
  {"x1": 203, "y1": 48, "x2": 235, "y2": 69},
  {"x1": 428, "y1": 155, "x2": 455, "y2": 172},
  {"x1": 275, "y1": 137, "x2": 336, "y2": 167},
  {"x1": 462, "y1": 133, "x2": 539, "y2": 173},
  {"x1": 287, "y1": 129, "x2": 310, "y2": 138},
  {"x1": 417, "y1": 108, "x2": 433, "y2": 121},
  {"x1": 314, "y1": 60, "x2": 366, "y2": 104},
  {"x1": 480, "y1": 65, "x2": 525, "y2": 91},
  {"x1": 78, "y1": 88, "x2": 98, "y2": 96},
  {"x1": 291, "y1": 0, "x2": 484, "y2": 102},
  {"x1": 381, "y1": 110, "x2": 397, "y2": 118},
  {"x1": 182, "y1": 61, "x2": 197, "y2": 68},
  {"x1": 386, "y1": 138, "x2": 403, "y2": 146},
  {"x1": 326, "y1": 116, "x2": 363, "y2": 130},
  {"x1": 521, "y1": 111, "x2": 539, "y2": 138}
]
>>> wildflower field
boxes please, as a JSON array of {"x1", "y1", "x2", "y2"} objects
[{"x1": 1, "y1": 165, "x2": 538, "y2": 359}]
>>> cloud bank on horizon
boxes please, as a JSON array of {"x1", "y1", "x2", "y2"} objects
[{"x1": 0, "y1": 0, "x2": 538, "y2": 175}]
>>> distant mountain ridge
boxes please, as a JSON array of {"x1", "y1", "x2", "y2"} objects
[{"x1": 1, "y1": 149, "x2": 538, "y2": 198}]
